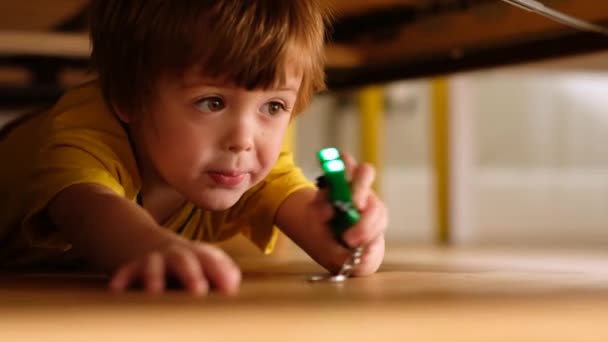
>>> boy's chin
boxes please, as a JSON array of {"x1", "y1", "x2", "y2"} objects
[{"x1": 193, "y1": 192, "x2": 242, "y2": 211}]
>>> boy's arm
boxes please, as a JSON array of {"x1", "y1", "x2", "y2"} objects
[
  {"x1": 47, "y1": 183, "x2": 240, "y2": 294},
  {"x1": 47, "y1": 183, "x2": 180, "y2": 270}
]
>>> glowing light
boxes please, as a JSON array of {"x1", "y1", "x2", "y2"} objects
[
  {"x1": 325, "y1": 160, "x2": 345, "y2": 172},
  {"x1": 320, "y1": 148, "x2": 340, "y2": 161}
]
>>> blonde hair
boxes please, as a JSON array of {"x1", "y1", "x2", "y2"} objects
[{"x1": 89, "y1": 0, "x2": 331, "y2": 115}]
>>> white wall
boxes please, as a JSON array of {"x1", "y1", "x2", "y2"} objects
[{"x1": 468, "y1": 71, "x2": 608, "y2": 247}]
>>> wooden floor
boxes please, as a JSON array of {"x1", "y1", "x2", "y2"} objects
[{"x1": 2, "y1": 245, "x2": 608, "y2": 341}]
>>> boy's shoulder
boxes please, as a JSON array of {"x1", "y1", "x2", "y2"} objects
[{"x1": 47, "y1": 80, "x2": 120, "y2": 131}]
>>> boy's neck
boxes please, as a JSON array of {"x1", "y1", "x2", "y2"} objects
[
  {"x1": 140, "y1": 183, "x2": 186, "y2": 225},
  {"x1": 125, "y1": 126, "x2": 187, "y2": 224}
]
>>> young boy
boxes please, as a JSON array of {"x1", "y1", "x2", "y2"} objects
[{"x1": 0, "y1": 0, "x2": 387, "y2": 295}]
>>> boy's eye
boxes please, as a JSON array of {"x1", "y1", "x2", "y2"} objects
[
  {"x1": 261, "y1": 101, "x2": 287, "y2": 116},
  {"x1": 196, "y1": 97, "x2": 225, "y2": 112}
]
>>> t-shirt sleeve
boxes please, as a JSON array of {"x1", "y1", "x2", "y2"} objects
[
  {"x1": 229, "y1": 148, "x2": 315, "y2": 254},
  {"x1": 21, "y1": 132, "x2": 130, "y2": 249}
]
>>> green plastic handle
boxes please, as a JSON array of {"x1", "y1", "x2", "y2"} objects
[{"x1": 317, "y1": 147, "x2": 360, "y2": 246}]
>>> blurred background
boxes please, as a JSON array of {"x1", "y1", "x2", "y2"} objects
[{"x1": 1, "y1": 0, "x2": 608, "y2": 254}]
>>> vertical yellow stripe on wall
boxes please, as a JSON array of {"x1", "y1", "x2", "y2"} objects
[
  {"x1": 431, "y1": 78, "x2": 450, "y2": 244},
  {"x1": 358, "y1": 86, "x2": 384, "y2": 196}
]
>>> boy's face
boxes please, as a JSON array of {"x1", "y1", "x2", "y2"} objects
[{"x1": 132, "y1": 66, "x2": 302, "y2": 210}]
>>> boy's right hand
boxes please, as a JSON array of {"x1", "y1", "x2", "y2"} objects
[{"x1": 108, "y1": 241, "x2": 241, "y2": 296}]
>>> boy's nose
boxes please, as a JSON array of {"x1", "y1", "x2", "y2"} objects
[
  {"x1": 227, "y1": 140, "x2": 252, "y2": 153},
  {"x1": 222, "y1": 118, "x2": 254, "y2": 153}
]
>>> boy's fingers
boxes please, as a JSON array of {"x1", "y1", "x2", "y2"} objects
[
  {"x1": 338, "y1": 151, "x2": 377, "y2": 209},
  {"x1": 109, "y1": 260, "x2": 140, "y2": 292},
  {"x1": 166, "y1": 248, "x2": 208, "y2": 296},
  {"x1": 343, "y1": 210, "x2": 380, "y2": 248},
  {"x1": 143, "y1": 252, "x2": 165, "y2": 294},
  {"x1": 351, "y1": 163, "x2": 376, "y2": 210},
  {"x1": 364, "y1": 233, "x2": 386, "y2": 257},
  {"x1": 343, "y1": 195, "x2": 386, "y2": 247},
  {"x1": 194, "y1": 245, "x2": 241, "y2": 295},
  {"x1": 340, "y1": 151, "x2": 357, "y2": 179},
  {"x1": 353, "y1": 233, "x2": 386, "y2": 276}
]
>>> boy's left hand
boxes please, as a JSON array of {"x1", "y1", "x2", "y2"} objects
[{"x1": 312, "y1": 151, "x2": 388, "y2": 276}]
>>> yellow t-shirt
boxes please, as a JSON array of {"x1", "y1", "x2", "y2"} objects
[{"x1": 0, "y1": 81, "x2": 313, "y2": 268}]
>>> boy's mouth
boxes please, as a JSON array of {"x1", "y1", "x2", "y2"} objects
[{"x1": 207, "y1": 171, "x2": 247, "y2": 187}]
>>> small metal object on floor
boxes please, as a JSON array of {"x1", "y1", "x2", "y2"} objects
[{"x1": 309, "y1": 246, "x2": 364, "y2": 283}]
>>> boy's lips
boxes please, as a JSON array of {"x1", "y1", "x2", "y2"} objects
[{"x1": 207, "y1": 171, "x2": 247, "y2": 187}]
